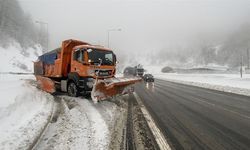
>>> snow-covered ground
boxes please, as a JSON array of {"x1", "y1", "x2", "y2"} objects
[
  {"x1": 155, "y1": 73, "x2": 250, "y2": 96},
  {"x1": 35, "y1": 96, "x2": 122, "y2": 150},
  {"x1": 0, "y1": 42, "x2": 55, "y2": 149},
  {"x1": 0, "y1": 74, "x2": 54, "y2": 149},
  {"x1": 0, "y1": 42, "x2": 42, "y2": 73}
]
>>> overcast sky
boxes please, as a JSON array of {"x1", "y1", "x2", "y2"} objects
[{"x1": 19, "y1": 0, "x2": 250, "y2": 55}]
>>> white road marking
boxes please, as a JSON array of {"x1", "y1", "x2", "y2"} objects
[{"x1": 133, "y1": 92, "x2": 172, "y2": 150}]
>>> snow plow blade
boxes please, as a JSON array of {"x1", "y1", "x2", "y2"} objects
[
  {"x1": 35, "y1": 75, "x2": 56, "y2": 93},
  {"x1": 91, "y1": 77, "x2": 142, "y2": 102}
]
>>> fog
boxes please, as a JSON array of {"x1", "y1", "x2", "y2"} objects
[{"x1": 19, "y1": 0, "x2": 250, "y2": 67}]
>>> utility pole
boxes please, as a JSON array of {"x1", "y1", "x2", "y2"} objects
[{"x1": 240, "y1": 55, "x2": 243, "y2": 78}]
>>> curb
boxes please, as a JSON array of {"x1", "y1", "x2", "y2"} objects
[{"x1": 133, "y1": 92, "x2": 171, "y2": 150}]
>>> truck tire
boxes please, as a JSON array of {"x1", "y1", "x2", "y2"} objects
[{"x1": 67, "y1": 82, "x2": 79, "y2": 97}]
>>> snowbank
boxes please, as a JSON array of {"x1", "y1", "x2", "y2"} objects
[
  {"x1": 0, "y1": 42, "x2": 42, "y2": 73},
  {"x1": 155, "y1": 73, "x2": 250, "y2": 96},
  {"x1": 0, "y1": 74, "x2": 54, "y2": 149}
]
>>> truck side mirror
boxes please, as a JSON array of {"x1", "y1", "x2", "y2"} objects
[
  {"x1": 114, "y1": 54, "x2": 117, "y2": 64},
  {"x1": 98, "y1": 58, "x2": 102, "y2": 66}
]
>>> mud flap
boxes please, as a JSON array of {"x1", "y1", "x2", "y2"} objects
[
  {"x1": 35, "y1": 75, "x2": 56, "y2": 93},
  {"x1": 91, "y1": 77, "x2": 142, "y2": 103}
]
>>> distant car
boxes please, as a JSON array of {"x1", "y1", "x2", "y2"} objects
[{"x1": 143, "y1": 74, "x2": 154, "y2": 82}]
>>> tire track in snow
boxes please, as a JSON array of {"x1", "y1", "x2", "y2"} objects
[{"x1": 33, "y1": 96, "x2": 111, "y2": 150}]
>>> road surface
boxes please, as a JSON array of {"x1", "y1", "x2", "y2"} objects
[{"x1": 135, "y1": 79, "x2": 250, "y2": 150}]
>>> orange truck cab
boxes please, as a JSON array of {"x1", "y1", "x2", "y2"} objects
[{"x1": 34, "y1": 39, "x2": 117, "y2": 96}]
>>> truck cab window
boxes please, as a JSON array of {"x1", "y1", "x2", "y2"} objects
[
  {"x1": 105, "y1": 53, "x2": 113, "y2": 63},
  {"x1": 74, "y1": 50, "x2": 84, "y2": 62}
]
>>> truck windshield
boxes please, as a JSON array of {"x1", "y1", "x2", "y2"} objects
[{"x1": 88, "y1": 49, "x2": 114, "y2": 65}]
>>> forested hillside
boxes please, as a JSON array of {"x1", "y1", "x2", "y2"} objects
[
  {"x1": 217, "y1": 23, "x2": 250, "y2": 67},
  {"x1": 146, "y1": 23, "x2": 250, "y2": 68},
  {"x1": 0, "y1": 0, "x2": 45, "y2": 49},
  {"x1": 0, "y1": 0, "x2": 44, "y2": 72}
]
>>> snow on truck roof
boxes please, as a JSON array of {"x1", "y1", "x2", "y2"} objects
[{"x1": 73, "y1": 45, "x2": 112, "y2": 51}]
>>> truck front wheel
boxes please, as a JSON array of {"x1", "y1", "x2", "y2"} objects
[{"x1": 67, "y1": 82, "x2": 79, "y2": 97}]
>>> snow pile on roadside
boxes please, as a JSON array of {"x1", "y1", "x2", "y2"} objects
[
  {"x1": 156, "y1": 73, "x2": 250, "y2": 96},
  {"x1": 0, "y1": 42, "x2": 42, "y2": 73},
  {"x1": 0, "y1": 74, "x2": 54, "y2": 149},
  {"x1": 193, "y1": 63, "x2": 229, "y2": 71}
]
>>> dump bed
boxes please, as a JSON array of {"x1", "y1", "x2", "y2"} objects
[{"x1": 34, "y1": 39, "x2": 89, "y2": 77}]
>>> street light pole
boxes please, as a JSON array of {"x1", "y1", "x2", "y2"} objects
[
  {"x1": 108, "y1": 30, "x2": 110, "y2": 48},
  {"x1": 107, "y1": 28, "x2": 121, "y2": 48},
  {"x1": 247, "y1": 48, "x2": 250, "y2": 69},
  {"x1": 240, "y1": 55, "x2": 243, "y2": 78},
  {"x1": 35, "y1": 20, "x2": 49, "y2": 52}
]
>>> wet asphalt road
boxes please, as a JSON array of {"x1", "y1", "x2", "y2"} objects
[{"x1": 135, "y1": 79, "x2": 250, "y2": 150}]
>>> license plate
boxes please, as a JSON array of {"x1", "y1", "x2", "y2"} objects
[{"x1": 96, "y1": 71, "x2": 109, "y2": 76}]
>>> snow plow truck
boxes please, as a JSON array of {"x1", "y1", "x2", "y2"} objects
[{"x1": 34, "y1": 39, "x2": 141, "y2": 102}]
